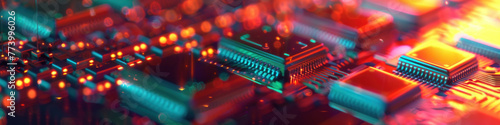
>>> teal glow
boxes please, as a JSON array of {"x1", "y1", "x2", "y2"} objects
[
  {"x1": 298, "y1": 41, "x2": 308, "y2": 48},
  {"x1": 328, "y1": 81, "x2": 385, "y2": 124},
  {"x1": 119, "y1": 84, "x2": 188, "y2": 119},
  {"x1": 310, "y1": 39, "x2": 316, "y2": 43},
  {"x1": 93, "y1": 0, "x2": 134, "y2": 9},
  {"x1": 240, "y1": 34, "x2": 263, "y2": 47},
  {"x1": 91, "y1": 51, "x2": 104, "y2": 62},
  {"x1": 0, "y1": 10, "x2": 53, "y2": 38},
  {"x1": 117, "y1": 68, "x2": 192, "y2": 121},
  {"x1": 37, "y1": 80, "x2": 51, "y2": 91},
  {"x1": 262, "y1": 26, "x2": 272, "y2": 32}
]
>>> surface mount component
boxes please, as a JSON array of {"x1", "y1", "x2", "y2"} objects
[
  {"x1": 396, "y1": 44, "x2": 478, "y2": 88},
  {"x1": 117, "y1": 68, "x2": 194, "y2": 124},
  {"x1": 328, "y1": 67, "x2": 421, "y2": 123},
  {"x1": 456, "y1": 21, "x2": 500, "y2": 61},
  {"x1": 217, "y1": 27, "x2": 330, "y2": 92},
  {"x1": 293, "y1": 9, "x2": 395, "y2": 50},
  {"x1": 361, "y1": 0, "x2": 447, "y2": 32}
]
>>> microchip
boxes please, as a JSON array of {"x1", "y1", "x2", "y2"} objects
[
  {"x1": 328, "y1": 67, "x2": 421, "y2": 123},
  {"x1": 217, "y1": 26, "x2": 330, "y2": 92},
  {"x1": 361, "y1": 0, "x2": 446, "y2": 32},
  {"x1": 456, "y1": 21, "x2": 500, "y2": 61},
  {"x1": 292, "y1": 9, "x2": 395, "y2": 50},
  {"x1": 396, "y1": 44, "x2": 478, "y2": 87}
]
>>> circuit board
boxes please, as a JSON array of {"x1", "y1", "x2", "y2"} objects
[{"x1": 1, "y1": 0, "x2": 500, "y2": 124}]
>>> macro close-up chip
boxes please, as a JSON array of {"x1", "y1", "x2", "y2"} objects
[
  {"x1": 293, "y1": 9, "x2": 397, "y2": 51},
  {"x1": 1, "y1": 0, "x2": 500, "y2": 124},
  {"x1": 361, "y1": 0, "x2": 447, "y2": 32},
  {"x1": 329, "y1": 67, "x2": 421, "y2": 123},
  {"x1": 456, "y1": 20, "x2": 500, "y2": 61},
  {"x1": 396, "y1": 44, "x2": 478, "y2": 88},
  {"x1": 217, "y1": 27, "x2": 330, "y2": 92}
]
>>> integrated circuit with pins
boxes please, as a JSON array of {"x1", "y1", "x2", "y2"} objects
[
  {"x1": 395, "y1": 44, "x2": 478, "y2": 88},
  {"x1": 217, "y1": 26, "x2": 330, "y2": 92},
  {"x1": 328, "y1": 67, "x2": 421, "y2": 123},
  {"x1": 456, "y1": 21, "x2": 500, "y2": 61}
]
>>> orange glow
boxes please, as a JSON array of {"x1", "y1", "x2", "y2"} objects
[
  {"x1": 137, "y1": 61, "x2": 142, "y2": 64},
  {"x1": 164, "y1": 9, "x2": 181, "y2": 22},
  {"x1": 134, "y1": 45, "x2": 140, "y2": 52},
  {"x1": 129, "y1": 63, "x2": 135, "y2": 67},
  {"x1": 24, "y1": 81, "x2": 30, "y2": 87},
  {"x1": 201, "y1": 21, "x2": 212, "y2": 33},
  {"x1": 215, "y1": 14, "x2": 234, "y2": 28},
  {"x1": 16, "y1": 80, "x2": 23, "y2": 88},
  {"x1": 226, "y1": 31, "x2": 233, "y2": 37},
  {"x1": 59, "y1": 81, "x2": 65, "y2": 89},
  {"x1": 244, "y1": 5, "x2": 260, "y2": 20},
  {"x1": 117, "y1": 51, "x2": 123, "y2": 57},
  {"x1": 104, "y1": 82, "x2": 111, "y2": 89},
  {"x1": 174, "y1": 46, "x2": 182, "y2": 53},
  {"x1": 83, "y1": 87, "x2": 92, "y2": 96},
  {"x1": 27, "y1": 89, "x2": 36, "y2": 99},
  {"x1": 185, "y1": 42, "x2": 192, "y2": 50},
  {"x1": 140, "y1": 43, "x2": 147, "y2": 50},
  {"x1": 208, "y1": 48, "x2": 214, "y2": 55},
  {"x1": 63, "y1": 68, "x2": 68, "y2": 72},
  {"x1": 19, "y1": 41, "x2": 24, "y2": 45},
  {"x1": 97, "y1": 84, "x2": 104, "y2": 92},
  {"x1": 3, "y1": 96, "x2": 10, "y2": 107},
  {"x1": 116, "y1": 79, "x2": 123, "y2": 85},
  {"x1": 89, "y1": 60, "x2": 94, "y2": 64},
  {"x1": 24, "y1": 77, "x2": 31, "y2": 84},
  {"x1": 276, "y1": 21, "x2": 294, "y2": 37},
  {"x1": 111, "y1": 54, "x2": 116, "y2": 58},
  {"x1": 181, "y1": 29, "x2": 189, "y2": 38},
  {"x1": 146, "y1": 57, "x2": 152, "y2": 61},
  {"x1": 169, "y1": 33, "x2": 178, "y2": 41},
  {"x1": 159, "y1": 36, "x2": 168, "y2": 45},
  {"x1": 180, "y1": 27, "x2": 195, "y2": 38},
  {"x1": 234, "y1": 8, "x2": 244, "y2": 22},
  {"x1": 118, "y1": 66, "x2": 124, "y2": 70},
  {"x1": 181, "y1": 0, "x2": 203, "y2": 15},
  {"x1": 96, "y1": 39, "x2": 104, "y2": 46},
  {"x1": 191, "y1": 40, "x2": 198, "y2": 47},
  {"x1": 51, "y1": 71, "x2": 57, "y2": 76},
  {"x1": 70, "y1": 44, "x2": 77, "y2": 51},
  {"x1": 61, "y1": 43, "x2": 66, "y2": 48},
  {"x1": 201, "y1": 51, "x2": 207, "y2": 57},
  {"x1": 79, "y1": 78, "x2": 86, "y2": 83},
  {"x1": 78, "y1": 42, "x2": 85, "y2": 48},
  {"x1": 86, "y1": 75, "x2": 93, "y2": 81}
]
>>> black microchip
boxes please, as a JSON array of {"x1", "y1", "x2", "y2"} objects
[{"x1": 217, "y1": 26, "x2": 330, "y2": 91}]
